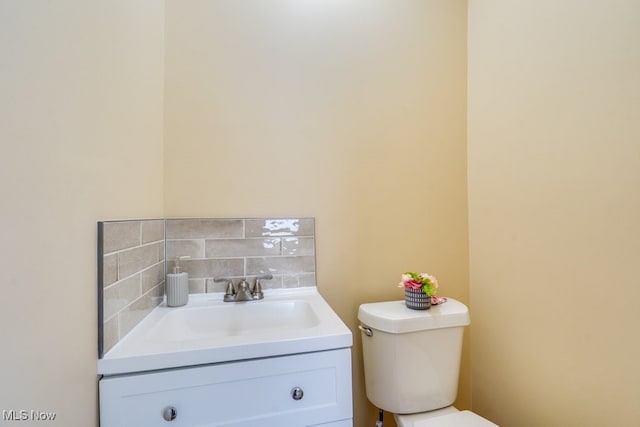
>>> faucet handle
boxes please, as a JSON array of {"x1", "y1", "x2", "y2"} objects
[
  {"x1": 224, "y1": 282, "x2": 235, "y2": 296},
  {"x1": 214, "y1": 277, "x2": 235, "y2": 294},
  {"x1": 252, "y1": 281, "x2": 264, "y2": 300},
  {"x1": 252, "y1": 274, "x2": 272, "y2": 300}
]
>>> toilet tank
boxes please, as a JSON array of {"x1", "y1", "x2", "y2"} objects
[{"x1": 358, "y1": 299, "x2": 470, "y2": 415}]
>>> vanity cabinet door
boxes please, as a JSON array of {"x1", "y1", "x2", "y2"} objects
[{"x1": 99, "y1": 348, "x2": 352, "y2": 427}]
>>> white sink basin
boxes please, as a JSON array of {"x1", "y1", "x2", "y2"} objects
[
  {"x1": 98, "y1": 288, "x2": 352, "y2": 376},
  {"x1": 147, "y1": 299, "x2": 320, "y2": 341}
]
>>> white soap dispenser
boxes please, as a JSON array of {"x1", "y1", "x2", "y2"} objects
[{"x1": 166, "y1": 256, "x2": 189, "y2": 307}]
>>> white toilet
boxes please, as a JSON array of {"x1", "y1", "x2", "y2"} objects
[{"x1": 358, "y1": 299, "x2": 498, "y2": 427}]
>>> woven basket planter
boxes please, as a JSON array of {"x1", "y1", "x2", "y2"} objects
[{"x1": 404, "y1": 288, "x2": 431, "y2": 310}]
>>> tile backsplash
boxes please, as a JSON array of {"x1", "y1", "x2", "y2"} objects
[
  {"x1": 166, "y1": 218, "x2": 316, "y2": 294},
  {"x1": 98, "y1": 217, "x2": 315, "y2": 358},
  {"x1": 98, "y1": 219, "x2": 165, "y2": 357}
]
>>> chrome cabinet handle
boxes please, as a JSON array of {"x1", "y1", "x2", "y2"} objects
[
  {"x1": 162, "y1": 406, "x2": 177, "y2": 421},
  {"x1": 291, "y1": 386, "x2": 304, "y2": 400}
]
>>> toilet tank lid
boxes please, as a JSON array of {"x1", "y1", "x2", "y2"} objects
[{"x1": 358, "y1": 298, "x2": 470, "y2": 334}]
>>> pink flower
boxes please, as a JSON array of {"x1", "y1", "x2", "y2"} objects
[
  {"x1": 404, "y1": 279, "x2": 423, "y2": 290},
  {"x1": 399, "y1": 273, "x2": 424, "y2": 290}
]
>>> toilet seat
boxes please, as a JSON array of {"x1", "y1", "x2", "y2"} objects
[{"x1": 397, "y1": 410, "x2": 498, "y2": 427}]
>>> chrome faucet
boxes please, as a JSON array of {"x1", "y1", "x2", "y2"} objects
[{"x1": 214, "y1": 274, "x2": 273, "y2": 302}]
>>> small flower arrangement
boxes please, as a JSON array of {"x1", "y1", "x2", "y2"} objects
[{"x1": 399, "y1": 272, "x2": 439, "y2": 297}]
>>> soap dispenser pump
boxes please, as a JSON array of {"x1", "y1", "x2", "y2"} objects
[{"x1": 166, "y1": 256, "x2": 189, "y2": 307}]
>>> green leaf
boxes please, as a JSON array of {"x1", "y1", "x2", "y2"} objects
[{"x1": 422, "y1": 281, "x2": 435, "y2": 296}]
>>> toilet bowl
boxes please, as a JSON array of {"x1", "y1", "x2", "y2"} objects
[{"x1": 358, "y1": 299, "x2": 498, "y2": 427}]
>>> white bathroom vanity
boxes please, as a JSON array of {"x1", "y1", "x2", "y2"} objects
[{"x1": 98, "y1": 288, "x2": 353, "y2": 427}]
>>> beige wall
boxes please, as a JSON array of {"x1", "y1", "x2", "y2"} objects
[
  {"x1": 0, "y1": 1, "x2": 164, "y2": 426},
  {"x1": 14, "y1": 1, "x2": 636, "y2": 426},
  {"x1": 468, "y1": 1, "x2": 640, "y2": 426},
  {"x1": 164, "y1": 1, "x2": 469, "y2": 425}
]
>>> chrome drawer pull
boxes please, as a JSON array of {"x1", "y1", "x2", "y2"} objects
[
  {"x1": 162, "y1": 406, "x2": 177, "y2": 421},
  {"x1": 291, "y1": 387, "x2": 304, "y2": 400}
]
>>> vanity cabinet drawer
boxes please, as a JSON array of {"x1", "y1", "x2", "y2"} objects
[{"x1": 99, "y1": 348, "x2": 352, "y2": 427}]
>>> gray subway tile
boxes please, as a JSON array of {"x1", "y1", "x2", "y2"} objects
[
  {"x1": 282, "y1": 273, "x2": 317, "y2": 288},
  {"x1": 166, "y1": 219, "x2": 243, "y2": 239},
  {"x1": 118, "y1": 283, "x2": 163, "y2": 338},
  {"x1": 256, "y1": 274, "x2": 283, "y2": 289},
  {"x1": 166, "y1": 239, "x2": 205, "y2": 260},
  {"x1": 205, "y1": 238, "x2": 281, "y2": 258},
  {"x1": 103, "y1": 316, "x2": 119, "y2": 355},
  {"x1": 245, "y1": 218, "x2": 314, "y2": 237},
  {"x1": 141, "y1": 261, "x2": 164, "y2": 293},
  {"x1": 118, "y1": 243, "x2": 162, "y2": 279},
  {"x1": 151, "y1": 282, "x2": 165, "y2": 305},
  {"x1": 172, "y1": 258, "x2": 244, "y2": 279},
  {"x1": 103, "y1": 253, "x2": 118, "y2": 287},
  {"x1": 282, "y1": 237, "x2": 315, "y2": 256},
  {"x1": 142, "y1": 219, "x2": 164, "y2": 244},
  {"x1": 103, "y1": 274, "x2": 141, "y2": 320},
  {"x1": 246, "y1": 256, "x2": 315, "y2": 276},
  {"x1": 188, "y1": 278, "x2": 205, "y2": 294},
  {"x1": 102, "y1": 221, "x2": 141, "y2": 254},
  {"x1": 201, "y1": 278, "x2": 228, "y2": 293}
]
